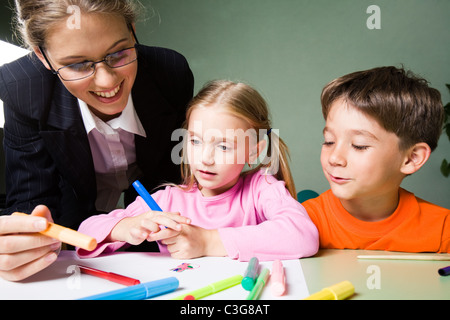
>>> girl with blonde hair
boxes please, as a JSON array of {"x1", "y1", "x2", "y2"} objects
[{"x1": 78, "y1": 80, "x2": 319, "y2": 261}]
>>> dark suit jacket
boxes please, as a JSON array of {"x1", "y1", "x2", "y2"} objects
[{"x1": 0, "y1": 45, "x2": 194, "y2": 230}]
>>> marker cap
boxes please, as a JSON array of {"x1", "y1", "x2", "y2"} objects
[
  {"x1": 241, "y1": 277, "x2": 256, "y2": 291},
  {"x1": 271, "y1": 260, "x2": 285, "y2": 296},
  {"x1": 242, "y1": 257, "x2": 259, "y2": 291},
  {"x1": 327, "y1": 280, "x2": 354, "y2": 299},
  {"x1": 272, "y1": 282, "x2": 285, "y2": 296},
  {"x1": 438, "y1": 266, "x2": 450, "y2": 276},
  {"x1": 304, "y1": 281, "x2": 354, "y2": 300}
]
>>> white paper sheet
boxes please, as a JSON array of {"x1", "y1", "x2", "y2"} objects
[{"x1": 0, "y1": 251, "x2": 309, "y2": 300}]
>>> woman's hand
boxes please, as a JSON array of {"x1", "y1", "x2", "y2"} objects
[
  {"x1": 0, "y1": 205, "x2": 61, "y2": 281},
  {"x1": 109, "y1": 211, "x2": 191, "y2": 245}
]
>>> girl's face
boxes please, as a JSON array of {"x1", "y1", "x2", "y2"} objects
[
  {"x1": 186, "y1": 104, "x2": 255, "y2": 197},
  {"x1": 35, "y1": 13, "x2": 138, "y2": 122}
]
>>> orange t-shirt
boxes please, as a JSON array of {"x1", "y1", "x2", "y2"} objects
[{"x1": 303, "y1": 188, "x2": 450, "y2": 253}]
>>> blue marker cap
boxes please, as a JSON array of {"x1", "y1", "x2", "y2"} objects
[
  {"x1": 438, "y1": 266, "x2": 450, "y2": 276},
  {"x1": 241, "y1": 257, "x2": 259, "y2": 291},
  {"x1": 132, "y1": 180, "x2": 162, "y2": 211},
  {"x1": 79, "y1": 277, "x2": 179, "y2": 300}
]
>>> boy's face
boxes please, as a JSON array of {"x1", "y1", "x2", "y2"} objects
[{"x1": 321, "y1": 99, "x2": 408, "y2": 204}]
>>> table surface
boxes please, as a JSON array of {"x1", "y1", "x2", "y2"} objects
[
  {"x1": 301, "y1": 249, "x2": 450, "y2": 300},
  {"x1": 0, "y1": 251, "x2": 308, "y2": 300},
  {"x1": 0, "y1": 249, "x2": 448, "y2": 300}
]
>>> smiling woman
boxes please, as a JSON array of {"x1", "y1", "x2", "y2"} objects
[
  {"x1": 34, "y1": 13, "x2": 139, "y2": 121},
  {"x1": 0, "y1": 0, "x2": 193, "y2": 281}
]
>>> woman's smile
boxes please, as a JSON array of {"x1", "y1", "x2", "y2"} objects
[{"x1": 90, "y1": 81, "x2": 124, "y2": 104}]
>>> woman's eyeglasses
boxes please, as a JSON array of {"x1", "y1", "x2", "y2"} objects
[
  {"x1": 39, "y1": 45, "x2": 138, "y2": 81},
  {"x1": 39, "y1": 23, "x2": 140, "y2": 81}
]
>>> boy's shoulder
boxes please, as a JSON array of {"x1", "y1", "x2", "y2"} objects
[
  {"x1": 410, "y1": 190, "x2": 450, "y2": 216},
  {"x1": 303, "y1": 188, "x2": 449, "y2": 215},
  {"x1": 301, "y1": 190, "x2": 337, "y2": 223},
  {"x1": 302, "y1": 189, "x2": 334, "y2": 208}
]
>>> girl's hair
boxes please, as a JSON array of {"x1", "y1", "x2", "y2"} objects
[
  {"x1": 180, "y1": 80, "x2": 297, "y2": 198},
  {"x1": 13, "y1": 0, "x2": 144, "y2": 49}
]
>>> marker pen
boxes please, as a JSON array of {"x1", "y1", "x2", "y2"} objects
[
  {"x1": 241, "y1": 257, "x2": 259, "y2": 290},
  {"x1": 79, "y1": 277, "x2": 179, "y2": 300},
  {"x1": 12, "y1": 212, "x2": 97, "y2": 251},
  {"x1": 132, "y1": 180, "x2": 169, "y2": 229},
  {"x1": 438, "y1": 266, "x2": 450, "y2": 276},
  {"x1": 304, "y1": 281, "x2": 355, "y2": 300},
  {"x1": 132, "y1": 180, "x2": 162, "y2": 211},
  {"x1": 172, "y1": 275, "x2": 243, "y2": 300},
  {"x1": 246, "y1": 268, "x2": 270, "y2": 300},
  {"x1": 78, "y1": 265, "x2": 140, "y2": 286},
  {"x1": 271, "y1": 260, "x2": 286, "y2": 296}
]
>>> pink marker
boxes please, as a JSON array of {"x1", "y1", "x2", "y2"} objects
[{"x1": 271, "y1": 260, "x2": 286, "y2": 296}]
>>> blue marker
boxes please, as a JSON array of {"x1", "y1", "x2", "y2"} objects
[
  {"x1": 438, "y1": 266, "x2": 450, "y2": 276},
  {"x1": 79, "y1": 277, "x2": 179, "y2": 300},
  {"x1": 132, "y1": 180, "x2": 162, "y2": 211}
]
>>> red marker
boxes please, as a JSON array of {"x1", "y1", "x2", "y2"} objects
[{"x1": 78, "y1": 265, "x2": 140, "y2": 286}]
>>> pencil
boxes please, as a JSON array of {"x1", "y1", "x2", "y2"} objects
[{"x1": 357, "y1": 254, "x2": 450, "y2": 261}]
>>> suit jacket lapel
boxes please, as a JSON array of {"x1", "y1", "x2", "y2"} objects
[
  {"x1": 132, "y1": 57, "x2": 178, "y2": 175},
  {"x1": 39, "y1": 79, "x2": 96, "y2": 199}
]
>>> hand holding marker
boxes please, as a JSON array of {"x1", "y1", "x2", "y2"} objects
[
  {"x1": 12, "y1": 212, "x2": 96, "y2": 251},
  {"x1": 132, "y1": 180, "x2": 166, "y2": 230},
  {"x1": 132, "y1": 180, "x2": 163, "y2": 212}
]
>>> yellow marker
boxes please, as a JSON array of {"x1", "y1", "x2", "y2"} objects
[
  {"x1": 12, "y1": 212, "x2": 97, "y2": 251},
  {"x1": 304, "y1": 281, "x2": 354, "y2": 300}
]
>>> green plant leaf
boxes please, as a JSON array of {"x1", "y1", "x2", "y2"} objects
[
  {"x1": 441, "y1": 159, "x2": 450, "y2": 177},
  {"x1": 439, "y1": 85, "x2": 450, "y2": 177}
]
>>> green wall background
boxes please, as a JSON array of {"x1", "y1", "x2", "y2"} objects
[
  {"x1": 1, "y1": 0, "x2": 449, "y2": 208},
  {"x1": 137, "y1": 0, "x2": 450, "y2": 208}
]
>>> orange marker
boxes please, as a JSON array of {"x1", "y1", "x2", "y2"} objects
[{"x1": 12, "y1": 212, "x2": 97, "y2": 251}]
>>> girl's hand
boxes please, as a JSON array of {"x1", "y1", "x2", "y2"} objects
[
  {"x1": 109, "y1": 211, "x2": 190, "y2": 245},
  {"x1": 159, "y1": 224, "x2": 227, "y2": 259}
]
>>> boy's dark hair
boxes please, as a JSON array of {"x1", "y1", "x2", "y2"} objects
[{"x1": 321, "y1": 66, "x2": 444, "y2": 151}]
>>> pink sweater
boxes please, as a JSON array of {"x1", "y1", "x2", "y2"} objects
[{"x1": 77, "y1": 170, "x2": 319, "y2": 261}]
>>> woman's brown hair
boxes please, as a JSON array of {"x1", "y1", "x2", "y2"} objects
[{"x1": 13, "y1": 0, "x2": 143, "y2": 49}]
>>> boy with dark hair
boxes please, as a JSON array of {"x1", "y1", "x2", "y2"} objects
[{"x1": 303, "y1": 66, "x2": 449, "y2": 253}]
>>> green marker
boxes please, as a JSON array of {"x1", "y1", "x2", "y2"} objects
[
  {"x1": 172, "y1": 275, "x2": 243, "y2": 300},
  {"x1": 246, "y1": 268, "x2": 270, "y2": 300}
]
